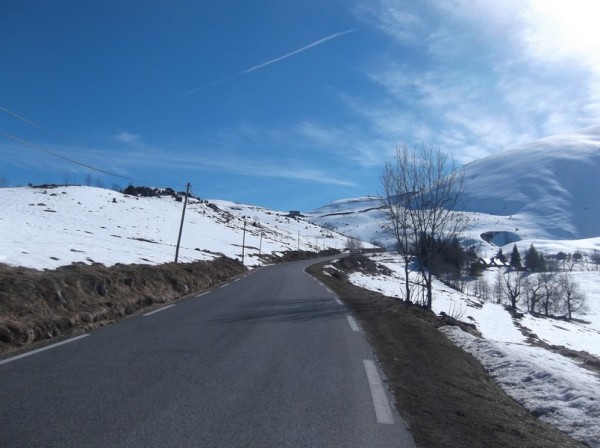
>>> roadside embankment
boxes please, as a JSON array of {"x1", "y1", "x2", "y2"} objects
[
  {"x1": 0, "y1": 257, "x2": 246, "y2": 355},
  {"x1": 307, "y1": 256, "x2": 583, "y2": 448}
]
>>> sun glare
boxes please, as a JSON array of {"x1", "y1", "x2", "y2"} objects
[{"x1": 528, "y1": 0, "x2": 600, "y2": 57}]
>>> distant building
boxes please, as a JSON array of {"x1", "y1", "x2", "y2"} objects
[{"x1": 288, "y1": 210, "x2": 301, "y2": 217}]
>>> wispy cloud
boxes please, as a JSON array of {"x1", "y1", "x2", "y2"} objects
[
  {"x1": 115, "y1": 131, "x2": 142, "y2": 144},
  {"x1": 91, "y1": 127, "x2": 359, "y2": 188},
  {"x1": 194, "y1": 155, "x2": 358, "y2": 187},
  {"x1": 350, "y1": 0, "x2": 600, "y2": 164},
  {"x1": 178, "y1": 29, "x2": 356, "y2": 98}
]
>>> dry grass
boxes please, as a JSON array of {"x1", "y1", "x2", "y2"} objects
[
  {"x1": 0, "y1": 257, "x2": 246, "y2": 354},
  {"x1": 307, "y1": 258, "x2": 583, "y2": 448}
]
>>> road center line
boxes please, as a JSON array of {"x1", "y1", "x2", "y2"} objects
[
  {"x1": 143, "y1": 304, "x2": 175, "y2": 316},
  {"x1": 346, "y1": 314, "x2": 361, "y2": 332},
  {"x1": 363, "y1": 360, "x2": 395, "y2": 425},
  {"x1": 0, "y1": 334, "x2": 90, "y2": 366}
]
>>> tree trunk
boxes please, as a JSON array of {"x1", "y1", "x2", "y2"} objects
[{"x1": 403, "y1": 260, "x2": 411, "y2": 303}]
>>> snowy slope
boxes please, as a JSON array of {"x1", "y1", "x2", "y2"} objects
[
  {"x1": 307, "y1": 196, "x2": 388, "y2": 245},
  {"x1": 460, "y1": 125, "x2": 600, "y2": 240},
  {"x1": 309, "y1": 126, "x2": 600, "y2": 258},
  {"x1": 308, "y1": 127, "x2": 600, "y2": 446},
  {"x1": 342, "y1": 253, "x2": 600, "y2": 447},
  {"x1": 0, "y1": 186, "x2": 348, "y2": 270}
]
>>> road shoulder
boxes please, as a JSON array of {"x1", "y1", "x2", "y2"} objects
[{"x1": 307, "y1": 262, "x2": 584, "y2": 448}]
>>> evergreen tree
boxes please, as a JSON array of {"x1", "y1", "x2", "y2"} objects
[
  {"x1": 466, "y1": 246, "x2": 479, "y2": 267},
  {"x1": 496, "y1": 248, "x2": 507, "y2": 264},
  {"x1": 525, "y1": 244, "x2": 544, "y2": 272},
  {"x1": 510, "y1": 244, "x2": 522, "y2": 269},
  {"x1": 539, "y1": 253, "x2": 547, "y2": 272}
]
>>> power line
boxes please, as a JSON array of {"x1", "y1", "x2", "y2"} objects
[
  {"x1": 0, "y1": 130, "x2": 145, "y2": 183},
  {"x1": 1, "y1": 106, "x2": 182, "y2": 189},
  {"x1": 1, "y1": 106, "x2": 77, "y2": 145}
]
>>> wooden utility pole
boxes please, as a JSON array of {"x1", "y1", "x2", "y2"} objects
[
  {"x1": 174, "y1": 182, "x2": 190, "y2": 263},
  {"x1": 241, "y1": 220, "x2": 247, "y2": 265}
]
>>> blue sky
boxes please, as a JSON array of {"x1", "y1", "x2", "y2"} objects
[{"x1": 2, "y1": 0, "x2": 600, "y2": 210}]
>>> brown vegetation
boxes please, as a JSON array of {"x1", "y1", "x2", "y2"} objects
[
  {"x1": 307, "y1": 257, "x2": 583, "y2": 448},
  {"x1": 0, "y1": 257, "x2": 246, "y2": 354}
]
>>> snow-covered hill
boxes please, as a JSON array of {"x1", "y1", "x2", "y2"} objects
[
  {"x1": 307, "y1": 196, "x2": 387, "y2": 246},
  {"x1": 307, "y1": 127, "x2": 600, "y2": 446},
  {"x1": 309, "y1": 126, "x2": 600, "y2": 258},
  {"x1": 0, "y1": 186, "x2": 348, "y2": 270},
  {"x1": 460, "y1": 125, "x2": 600, "y2": 240}
]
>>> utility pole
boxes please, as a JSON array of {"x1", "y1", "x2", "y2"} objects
[
  {"x1": 174, "y1": 182, "x2": 190, "y2": 263},
  {"x1": 241, "y1": 220, "x2": 247, "y2": 265}
]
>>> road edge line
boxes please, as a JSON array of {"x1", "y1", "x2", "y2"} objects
[
  {"x1": 363, "y1": 359, "x2": 395, "y2": 425},
  {"x1": 0, "y1": 334, "x2": 90, "y2": 366}
]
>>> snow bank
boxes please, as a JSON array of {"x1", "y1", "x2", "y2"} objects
[
  {"x1": 441, "y1": 326, "x2": 600, "y2": 447},
  {"x1": 344, "y1": 252, "x2": 600, "y2": 447}
]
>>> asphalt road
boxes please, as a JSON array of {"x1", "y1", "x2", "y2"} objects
[{"x1": 0, "y1": 257, "x2": 414, "y2": 447}]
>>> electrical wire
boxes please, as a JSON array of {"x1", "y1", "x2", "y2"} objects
[
  {"x1": 0, "y1": 130, "x2": 145, "y2": 183},
  {"x1": 1, "y1": 106, "x2": 184, "y2": 189},
  {"x1": 1, "y1": 106, "x2": 79, "y2": 145}
]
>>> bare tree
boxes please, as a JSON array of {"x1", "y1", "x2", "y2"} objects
[
  {"x1": 346, "y1": 237, "x2": 363, "y2": 253},
  {"x1": 380, "y1": 144, "x2": 467, "y2": 310},
  {"x1": 558, "y1": 273, "x2": 586, "y2": 320},
  {"x1": 538, "y1": 272, "x2": 560, "y2": 316},
  {"x1": 497, "y1": 270, "x2": 524, "y2": 310},
  {"x1": 381, "y1": 153, "x2": 415, "y2": 303},
  {"x1": 63, "y1": 170, "x2": 73, "y2": 186},
  {"x1": 472, "y1": 277, "x2": 491, "y2": 301},
  {"x1": 523, "y1": 274, "x2": 543, "y2": 314}
]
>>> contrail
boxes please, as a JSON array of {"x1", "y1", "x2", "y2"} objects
[{"x1": 177, "y1": 29, "x2": 356, "y2": 98}]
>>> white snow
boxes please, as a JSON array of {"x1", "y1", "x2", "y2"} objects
[
  {"x1": 306, "y1": 126, "x2": 600, "y2": 444},
  {"x1": 441, "y1": 326, "x2": 600, "y2": 447},
  {"x1": 3, "y1": 124, "x2": 600, "y2": 444},
  {"x1": 0, "y1": 186, "x2": 349, "y2": 270},
  {"x1": 460, "y1": 126, "x2": 600, "y2": 240},
  {"x1": 345, "y1": 253, "x2": 600, "y2": 447}
]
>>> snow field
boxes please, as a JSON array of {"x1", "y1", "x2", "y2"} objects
[{"x1": 0, "y1": 186, "x2": 349, "y2": 270}]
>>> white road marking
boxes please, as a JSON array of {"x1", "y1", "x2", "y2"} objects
[
  {"x1": 346, "y1": 314, "x2": 361, "y2": 332},
  {"x1": 333, "y1": 296, "x2": 343, "y2": 305},
  {"x1": 143, "y1": 304, "x2": 175, "y2": 316},
  {"x1": 198, "y1": 291, "x2": 209, "y2": 297},
  {"x1": 363, "y1": 360, "x2": 395, "y2": 425},
  {"x1": 0, "y1": 334, "x2": 90, "y2": 366},
  {"x1": 220, "y1": 283, "x2": 229, "y2": 288}
]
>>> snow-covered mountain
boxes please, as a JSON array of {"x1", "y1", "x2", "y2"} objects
[
  {"x1": 307, "y1": 196, "x2": 387, "y2": 246},
  {"x1": 0, "y1": 186, "x2": 349, "y2": 270},
  {"x1": 308, "y1": 128, "x2": 600, "y2": 447},
  {"x1": 460, "y1": 125, "x2": 600, "y2": 240},
  {"x1": 309, "y1": 126, "x2": 600, "y2": 256},
  {"x1": 2, "y1": 126, "x2": 600, "y2": 270}
]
